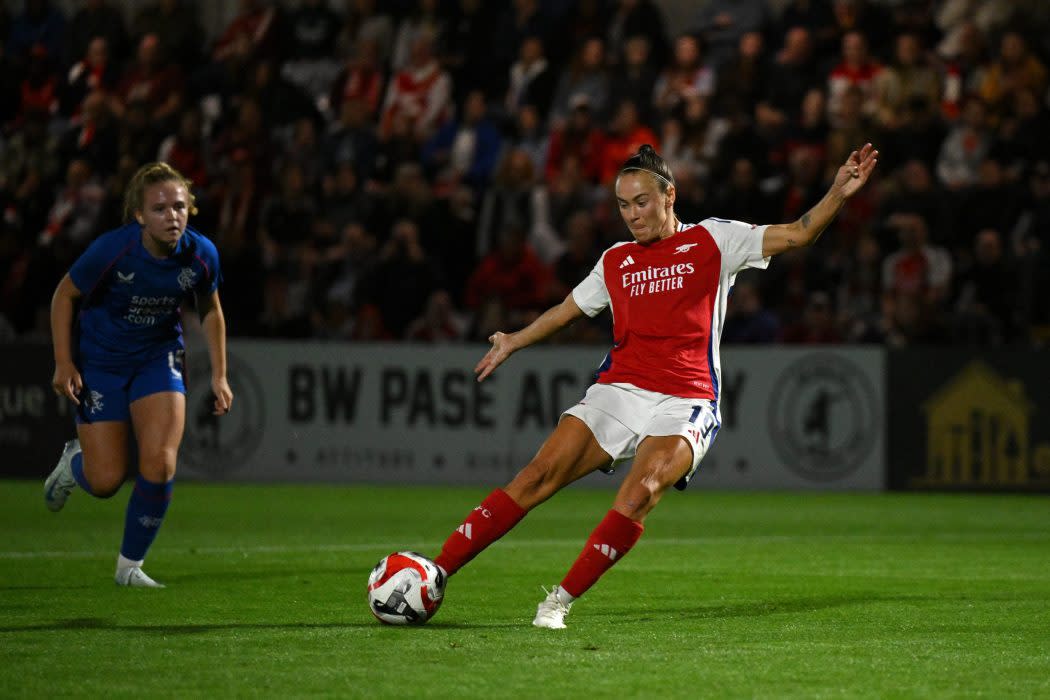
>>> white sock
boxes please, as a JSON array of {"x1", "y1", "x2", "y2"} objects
[
  {"x1": 555, "y1": 586, "x2": 576, "y2": 605},
  {"x1": 117, "y1": 554, "x2": 144, "y2": 570}
]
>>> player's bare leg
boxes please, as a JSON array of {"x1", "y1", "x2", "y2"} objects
[
  {"x1": 434, "y1": 416, "x2": 611, "y2": 577},
  {"x1": 44, "y1": 421, "x2": 129, "y2": 511},
  {"x1": 116, "y1": 392, "x2": 185, "y2": 588},
  {"x1": 535, "y1": 435, "x2": 693, "y2": 629}
]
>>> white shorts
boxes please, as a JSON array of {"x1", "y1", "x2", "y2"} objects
[{"x1": 563, "y1": 383, "x2": 720, "y2": 490}]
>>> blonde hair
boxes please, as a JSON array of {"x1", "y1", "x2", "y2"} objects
[{"x1": 123, "y1": 162, "x2": 198, "y2": 222}]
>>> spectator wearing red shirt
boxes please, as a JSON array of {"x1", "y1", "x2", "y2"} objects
[
  {"x1": 212, "y1": 0, "x2": 278, "y2": 65},
  {"x1": 466, "y1": 225, "x2": 551, "y2": 314},
  {"x1": 545, "y1": 96, "x2": 605, "y2": 185},
  {"x1": 597, "y1": 100, "x2": 660, "y2": 184}
]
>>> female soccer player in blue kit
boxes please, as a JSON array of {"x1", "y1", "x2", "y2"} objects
[{"x1": 44, "y1": 162, "x2": 233, "y2": 587}]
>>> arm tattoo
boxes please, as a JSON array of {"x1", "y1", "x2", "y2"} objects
[{"x1": 800, "y1": 212, "x2": 812, "y2": 230}]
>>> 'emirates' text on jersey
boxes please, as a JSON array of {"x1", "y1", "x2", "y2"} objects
[
  {"x1": 572, "y1": 218, "x2": 769, "y2": 406},
  {"x1": 69, "y1": 223, "x2": 222, "y2": 369}
]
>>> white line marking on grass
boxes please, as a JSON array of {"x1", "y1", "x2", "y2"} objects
[{"x1": 1, "y1": 532, "x2": 1047, "y2": 560}]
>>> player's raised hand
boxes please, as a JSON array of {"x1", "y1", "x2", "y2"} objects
[
  {"x1": 475, "y1": 331, "x2": 515, "y2": 382},
  {"x1": 833, "y1": 143, "x2": 879, "y2": 198},
  {"x1": 211, "y1": 376, "x2": 234, "y2": 416},
  {"x1": 52, "y1": 361, "x2": 82, "y2": 405}
]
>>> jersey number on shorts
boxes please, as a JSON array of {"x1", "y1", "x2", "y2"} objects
[{"x1": 688, "y1": 405, "x2": 716, "y2": 439}]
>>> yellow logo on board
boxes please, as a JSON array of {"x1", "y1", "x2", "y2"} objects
[{"x1": 920, "y1": 361, "x2": 1050, "y2": 486}]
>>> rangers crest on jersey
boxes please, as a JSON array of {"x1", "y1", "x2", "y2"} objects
[{"x1": 177, "y1": 267, "x2": 197, "y2": 291}]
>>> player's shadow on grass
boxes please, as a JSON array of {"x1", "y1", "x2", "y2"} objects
[
  {"x1": 0, "y1": 618, "x2": 522, "y2": 634},
  {"x1": 613, "y1": 593, "x2": 930, "y2": 622}
]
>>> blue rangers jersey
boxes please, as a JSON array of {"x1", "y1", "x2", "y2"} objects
[{"x1": 69, "y1": 223, "x2": 221, "y2": 369}]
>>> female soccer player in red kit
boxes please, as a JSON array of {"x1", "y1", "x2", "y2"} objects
[{"x1": 431, "y1": 142, "x2": 878, "y2": 628}]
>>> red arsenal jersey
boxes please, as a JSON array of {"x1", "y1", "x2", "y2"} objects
[{"x1": 572, "y1": 218, "x2": 769, "y2": 404}]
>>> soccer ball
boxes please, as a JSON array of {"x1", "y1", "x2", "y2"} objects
[{"x1": 367, "y1": 551, "x2": 445, "y2": 625}]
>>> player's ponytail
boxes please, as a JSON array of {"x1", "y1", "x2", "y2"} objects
[
  {"x1": 123, "y1": 162, "x2": 199, "y2": 223},
  {"x1": 617, "y1": 144, "x2": 675, "y2": 193}
]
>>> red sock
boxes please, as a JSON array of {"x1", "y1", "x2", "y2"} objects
[
  {"x1": 560, "y1": 509, "x2": 644, "y2": 598},
  {"x1": 434, "y1": 489, "x2": 526, "y2": 575}
]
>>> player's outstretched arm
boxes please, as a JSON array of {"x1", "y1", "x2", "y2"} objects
[
  {"x1": 762, "y1": 143, "x2": 878, "y2": 258},
  {"x1": 475, "y1": 294, "x2": 585, "y2": 382},
  {"x1": 50, "y1": 274, "x2": 83, "y2": 405},
  {"x1": 196, "y1": 290, "x2": 233, "y2": 416}
]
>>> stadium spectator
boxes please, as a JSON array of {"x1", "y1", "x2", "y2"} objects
[
  {"x1": 117, "y1": 33, "x2": 185, "y2": 129},
  {"x1": 336, "y1": 0, "x2": 394, "y2": 65},
  {"x1": 756, "y1": 27, "x2": 820, "y2": 140},
  {"x1": 357, "y1": 218, "x2": 441, "y2": 338},
  {"x1": 58, "y1": 91, "x2": 119, "y2": 178},
  {"x1": 17, "y1": 44, "x2": 59, "y2": 120},
  {"x1": 391, "y1": 0, "x2": 447, "y2": 73},
  {"x1": 38, "y1": 158, "x2": 105, "y2": 248},
  {"x1": 60, "y1": 36, "x2": 120, "y2": 118},
  {"x1": 545, "y1": 95, "x2": 604, "y2": 185},
  {"x1": 953, "y1": 228, "x2": 1016, "y2": 344},
  {"x1": 605, "y1": 0, "x2": 669, "y2": 69},
  {"x1": 881, "y1": 212, "x2": 952, "y2": 324},
  {"x1": 826, "y1": 31, "x2": 882, "y2": 125},
  {"x1": 422, "y1": 89, "x2": 502, "y2": 192},
  {"x1": 782, "y1": 290, "x2": 842, "y2": 344},
  {"x1": 873, "y1": 32, "x2": 939, "y2": 131},
  {"x1": 715, "y1": 31, "x2": 769, "y2": 117},
  {"x1": 608, "y1": 35, "x2": 660, "y2": 126},
  {"x1": 465, "y1": 224, "x2": 551, "y2": 314},
  {"x1": 131, "y1": 0, "x2": 204, "y2": 69},
  {"x1": 324, "y1": 97, "x2": 378, "y2": 181},
  {"x1": 722, "y1": 280, "x2": 780, "y2": 343},
  {"x1": 404, "y1": 289, "x2": 465, "y2": 342},
  {"x1": 548, "y1": 37, "x2": 611, "y2": 127},
  {"x1": 505, "y1": 35, "x2": 556, "y2": 122},
  {"x1": 597, "y1": 100, "x2": 660, "y2": 185},
  {"x1": 439, "y1": 0, "x2": 493, "y2": 102},
  {"x1": 7, "y1": 0, "x2": 66, "y2": 65},
  {"x1": 67, "y1": 0, "x2": 128, "y2": 70},
  {"x1": 329, "y1": 38, "x2": 385, "y2": 118},
  {"x1": 653, "y1": 33, "x2": 715, "y2": 117},
  {"x1": 936, "y1": 97, "x2": 992, "y2": 190},
  {"x1": 211, "y1": 0, "x2": 279, "y2": 66},
  {"x1": 378, "y1": 29, "x2": 452, "y2": 142},
  {"x1": 691, "y1": 0, "x2": 769, "y2": 69},
  {"x1": 977, "y1": 30, "x2": 1048, "y2": 117},
  {"x1": 508, "y1": 103, "x2": 549, "y2": 176},
  {"x1": 478, "y1": 148, "x2": 560, "y2": 262}
]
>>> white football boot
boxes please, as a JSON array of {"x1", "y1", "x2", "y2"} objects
[
  {"x1": 115, "y1": 566, "x2": 165, "y2": 588},
  {"x1": 532, "y1": 586, "x2": 573, "y2": 629},
  {"x1": 43, "y1": 439, "x2": 81, "y2": 512}
]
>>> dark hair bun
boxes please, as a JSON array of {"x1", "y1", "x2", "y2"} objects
[
  {"x1": 618, "y1": 144, "x2": 675, "y2": 190},
  {"x1": 639, "y1": 144, "x2": 656, "y2": 156}
]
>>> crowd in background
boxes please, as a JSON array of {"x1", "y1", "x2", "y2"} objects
[{"x1": 2, "y1": 0, "x2": 1050, "y2": 347}]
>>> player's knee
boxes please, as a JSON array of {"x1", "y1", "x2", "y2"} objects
[
  {"x1": 138, "y1": 445, "x2": 178, "y2": 481},
  {"x1": 508, "y1": 457, "x2": 563, "y2": 508},
  {"x1": 90, "y1": 471, "x2": 125, "y2": 498}
]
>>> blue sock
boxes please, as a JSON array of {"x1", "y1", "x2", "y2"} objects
[
  {"x1": 120, "y1": 476, "x2": 174, "y2": 562},
  {"x1": 70, "y1": 452, "x2": 95, "y2": 495}
]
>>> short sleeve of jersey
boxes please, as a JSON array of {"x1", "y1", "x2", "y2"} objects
[
  {"x1": 69, "y1": 233, "x2": 121, "y2": 294},
  {"x1": 193, "y1": 234, "x2": 222, "y2": 294},
  {"x1": 702, "y1": 218, "x2": 770, "y2": 274},
  {"x1": 571, "y1": 249, "x2": 612, "y2": 317}
]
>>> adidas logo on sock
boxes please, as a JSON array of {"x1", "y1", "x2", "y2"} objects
[
  {"x1": 618, "y1": 255, "x2": 635, "y2": 269},
  {"x1": 593, "y1": 543, "x2": 618, "y2": 560},
  {"x1": 457, "y1": 523, "x2": 473, "y2": 540}
]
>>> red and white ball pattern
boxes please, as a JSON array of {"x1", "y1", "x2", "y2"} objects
[{"x1": 367, "y1": 551, "x2": 445, "y2": 625}]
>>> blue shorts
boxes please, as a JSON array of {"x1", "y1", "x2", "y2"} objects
[{"x1": 76, "y1": 350, "x2": 186, "y2": 424}]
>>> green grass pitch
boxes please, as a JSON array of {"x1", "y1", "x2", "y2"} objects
[{"x1": 1, "y1": 482, "x2": 1048, "y2": 698}]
